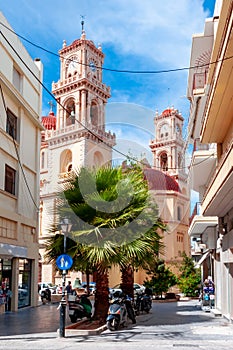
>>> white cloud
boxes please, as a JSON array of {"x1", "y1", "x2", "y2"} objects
[{"x1": 2, "y1": 0, "x2": 209, "y2": 68}]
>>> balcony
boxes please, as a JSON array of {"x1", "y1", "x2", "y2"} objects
[
  {"x1": 202, "y1": 141, "x2": 233, "y2": 217},
  {"x1": 189, "y1": 202, "x2": 218, "y2": 238},
  {"x1": 189, "y1": 140, "x2": 217, "y2": 192}
]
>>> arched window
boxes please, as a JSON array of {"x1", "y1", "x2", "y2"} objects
[
  {"x1": 177, "y1": 206, "x2": 182, "y2": 221},
  {"x1": 65, "y1": 99, "x2": 75, "y2": 126},
  {"x1": 41, "y1": 151, "x2": 45, "y2": 169},
  {"x1": 90, "y1": 101, "x2": 98, "y2": 127},
  {"x1": 93, "y1": 151, "x2": 104, "y2": 167},
  {"x1": 178, "y1": 153, "x2": 182, "y2": 168},
  {"x1": 60, "y1": 149, "x2": 72, "y2": 173},
  {"x1": 160, "y1": 152, "x2": 168, "y2": 171}
]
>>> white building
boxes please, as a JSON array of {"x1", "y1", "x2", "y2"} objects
[
  {"x1": 0, "y1": 12, "x2": 43, "y2": 312},
  {"x1": 187, "y1": 0, "x2": 233, "y2": 320}
]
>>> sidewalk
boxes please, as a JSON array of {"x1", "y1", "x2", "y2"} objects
[
  {"x1": 0, "y1": 302, "x2": 64, "y2": 337},
  {"x1": 0, "y1": 299, "x2": 233, "y2": 348}
]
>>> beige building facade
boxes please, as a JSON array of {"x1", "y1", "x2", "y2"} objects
[{"x1": 0, "y1": 12, "x2": 43, "y2": 312}]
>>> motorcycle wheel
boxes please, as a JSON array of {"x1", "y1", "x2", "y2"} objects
[
  {"x1": 127, "y1": 307, "x2": 136, "y2": 324},
  {"x1": 70, "y1": 315, "x2": 78, "y2": 323},
  {"x1": 106, "y1": 318, "x2": 120, "y2": 331}
]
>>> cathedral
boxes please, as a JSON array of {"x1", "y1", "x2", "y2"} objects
[{"x1": 39, "y1": 24, "x2": 190, "y2": 285}]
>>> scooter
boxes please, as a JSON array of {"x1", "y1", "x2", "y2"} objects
[
  {"x1": 140, "y1": 293, "x2": 152, "y2": 313},
  {"x1": 134, "y1": 288, "x2": 152, "y2": 315},
  {"x1": 68, "y1": 293, "x2": 92, "y2": 323},
  {"x1": 41, "y1": 288, "x2": 51, "y2": 304},
  {"x1": 106, "y1": 292, "x2": 136, "y2": 331}
]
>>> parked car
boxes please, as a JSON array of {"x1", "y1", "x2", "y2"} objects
[
  {"x1": 109, "y1": 283, "x2": 145, "y2": 296},
  {"x1": 81, "y1": 282, "x2": 96, "y2": 295},
  {"x1": 165, "y1": 292, "x2": 180, "y2": 300},
  {"x1": 38, "y1": 282, "x2": 57, "y2": 295}
]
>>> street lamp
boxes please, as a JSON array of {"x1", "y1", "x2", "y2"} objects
[{"x1": 59, "y1": 218, "x2": 72, "y2": 338}]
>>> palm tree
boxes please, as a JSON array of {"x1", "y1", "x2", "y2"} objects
[{"x1": 45, "y1": 165, "x2": 165, "y2": 323}]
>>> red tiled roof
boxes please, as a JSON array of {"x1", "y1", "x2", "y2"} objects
[
  {"x1": 143, "y1": 168, "x2": 180, "y2": 192},
  {"x1": 162, "y1": 108, "x2": 173, "y2": 116},
  {"x1": 41, "y1": 112, "x2": 56, "y2": 130}
]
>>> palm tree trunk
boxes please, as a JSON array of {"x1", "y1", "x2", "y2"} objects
[
  {"x1": 93, "y1": 266, "x2": 109, "y2": 324},
  {"x1": 121, "y1": 265, "x2": 134, "y2": 298}
]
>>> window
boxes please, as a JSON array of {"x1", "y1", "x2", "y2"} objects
[
  {"x1": 13, "y1": 67, "x2": 21, "y2": 92},
  {"x1": 18, "y1": 259, "x2": 31, "y2": 308},
  {"x1": 160, "y1": 152, "x2": 168, "y2": 171},
  {"x1": 5, "y1": 165, "x2": 16, "y2": 195},
  {"x1": 177, "y1": 206, "x2": 182, "y2": 221},
  {"x1": 90, "y1": 101, "x2": 98, "y2": 127},
  {"x1": 6, "y1": 109, "x2": 17, "y2": 140}
]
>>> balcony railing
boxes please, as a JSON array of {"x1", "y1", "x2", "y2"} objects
[{"x1": 193, "y1": 138, "x2": 209, "y2": 152}]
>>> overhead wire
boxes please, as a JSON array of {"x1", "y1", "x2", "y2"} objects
[
  {"x1": 0, "y1": 20, "x2": 219, "y2": 198},
  {"x1": 0, "y1": 20, "x2": 233, "y2": 74},
  {"x1": 0, "y1": 29, "x2": 146, "y2": 168},
  {"x1": 0, "y1": 26, "x2": 216, "y2": 174}
]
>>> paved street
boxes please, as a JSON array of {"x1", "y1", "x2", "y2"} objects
[{"x1": 0, "y1": 299, "x2": 233, "y2": 350}]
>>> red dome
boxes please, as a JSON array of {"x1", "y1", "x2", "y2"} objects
[
  {"x1": 41, "y1": 111, "x2": 56, "y2": 130},
  {"x1": 162, "y1": 108, "x2": 173, "y2": 116},
  {"x1": 143, "y1": 168, "x2": 180, "y2": 192}
]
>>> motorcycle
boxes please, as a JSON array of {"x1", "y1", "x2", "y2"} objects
[
  {"x1": 106, "y1": 292, "x2": 136, "y2": 331},
  {"x1": 134, "y1": 288, "x2": 152, "y2": 315},
  {"x1": 41, "y1": 288, "x2": 51, "y2": 304},
  {"x1": 68, "y1": 293, "x2": 92, "y2": 323}
]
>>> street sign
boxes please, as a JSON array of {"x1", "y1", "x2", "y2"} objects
[{"x1": 56, "y1": 254, "x2": 73, "y2": 270}]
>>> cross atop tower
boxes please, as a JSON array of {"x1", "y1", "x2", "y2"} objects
[
  {"x1": 80, "y1": 15, "x2": 85, "y2": 34},
  {"x1": 48, "y1": 100, "x2": 55, "y2": 112}
]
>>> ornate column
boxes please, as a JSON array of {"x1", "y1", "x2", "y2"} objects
[{"x1": 81, "y1": 90, "x2": 87, "y2": 125}]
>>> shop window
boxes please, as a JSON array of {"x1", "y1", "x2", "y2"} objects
[{"x1": 18, "y1": 259, "x2": 31, "y2": 308}]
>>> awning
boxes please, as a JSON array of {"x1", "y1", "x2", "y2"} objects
[
  {"x1": 0, "y1": 243, "x2": 27, "y2": 258},
  {"x1": 195, "y1": 250, "x2": 211, "y2": 268}
]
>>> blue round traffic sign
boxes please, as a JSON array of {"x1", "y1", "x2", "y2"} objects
[{"x1": 56, "y1": 254, "x2": 73, "y2": 270}]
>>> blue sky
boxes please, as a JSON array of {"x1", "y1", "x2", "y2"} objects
[{"x1": 1, "y1": 0, "x2": 215, "y2": 167}]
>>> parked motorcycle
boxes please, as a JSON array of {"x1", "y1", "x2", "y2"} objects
[
  {"x1": 134, "y1": 287, "x2": 152, "y2": 315},
  {"x1": 68, "y1": 293, "x2": 92, "y2": 323},
  {"x1": 41, "y1": 288, "x2": 51, "y2": 304},
  {"x1": 106, "y1": 292, "x2": 136, "y2": 331}
]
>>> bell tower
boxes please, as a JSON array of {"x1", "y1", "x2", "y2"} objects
[
  {"x1": 149, "y1": 107, "x2": 187, "y2": 190},
  {"x1": 39, "y1": 22, "x2": 116, "y2": 283},
  {"x1": 50, "y1": 20, "x2": 116, "y2": 168}
]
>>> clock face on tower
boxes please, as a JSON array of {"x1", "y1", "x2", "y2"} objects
[
  {"x1": 89, "y1": 61, "x2": 96, "y2": 72},
  {"x1": 160, "y1": 124, "x2": 169, "y2": 138}
]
